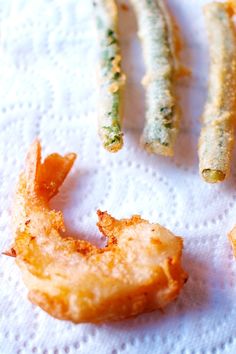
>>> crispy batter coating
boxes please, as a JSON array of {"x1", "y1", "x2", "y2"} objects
[
  {"x1": 130, "y1": 0, "x2": 181, "y2": 156},
  {"x1": 9, "y1": 141, "x2": 187, "y2": 323},
  {"x1": 93, "y1": 0, "x2": 125, "y2": 152},
  {"x1": 229, "y1": 226, "x2": 236, "y2": 257},
  {"x1": 199, "y1": 2, "x2": 236, "y2": 183}
]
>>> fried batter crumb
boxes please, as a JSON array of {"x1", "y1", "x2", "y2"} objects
[{"x1": 8, "y1": 141, "x2": 188, "y2": 323}]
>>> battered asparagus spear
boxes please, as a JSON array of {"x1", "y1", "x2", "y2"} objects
[
  {"x1": 93, "y1": 0, "x2": 125, "y2": 152},
  {"x1": 199, "y1": 2, "x2": 236, "y2": 183},
  {"x1": 130, "y1": 0, "x2": 180, "y2": 156}
]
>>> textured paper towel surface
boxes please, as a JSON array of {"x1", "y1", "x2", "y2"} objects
[{"x1": 1, "y1": 0, "x2": 236, "y2": 353}]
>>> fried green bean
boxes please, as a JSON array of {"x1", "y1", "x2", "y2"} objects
[
  {"x1": 130, "y1": 0, "x2": 180, "y2": 156},
  {"x1": 93, "y1": 0, "x2": 125, "y2": 152},
  {"x1": 199, "y1": 2, "x2": 236, "y2": 183}
]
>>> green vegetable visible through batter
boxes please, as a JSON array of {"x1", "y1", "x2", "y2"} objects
[
  {"x1": 93, "y1": 0, "x2": 125, "y2": 152},
  {"x1": 130, "y1": 0, "x2": 180, "y2": 156}
]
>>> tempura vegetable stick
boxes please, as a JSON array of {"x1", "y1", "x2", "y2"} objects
[
  {"x1": 130, "y1": 0, "x2": 180, "y2": 156},
  {"x1": 93, "y1": 0, "x2": 125, "y2": 152},
  {"x1": 199, "y1": 2, "x2": 236, "y2": 183}
]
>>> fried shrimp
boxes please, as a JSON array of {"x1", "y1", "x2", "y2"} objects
[
  {"x1": 199, "y1": 2, "x2": 236, "y2": 183},
  {"x1": 8, "y1": 141, "x2": 187, "y2": 323}
]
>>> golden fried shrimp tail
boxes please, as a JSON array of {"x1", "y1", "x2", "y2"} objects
[
  {"x1": 199, "y1": 2, "x2": 236, "y2": 183},
  {"x1": 25, "y1": 140, "x2": 76, "y2": 201},
  {"x1": 8, "y1": 141, "x2": 187, "y2": 323}
]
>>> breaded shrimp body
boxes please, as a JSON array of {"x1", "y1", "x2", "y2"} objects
[{"x1": 9, "y1": 141, "x2": 187, "y2": 323}]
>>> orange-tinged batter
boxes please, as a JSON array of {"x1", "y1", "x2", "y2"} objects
[{"x1": 8, "y1": 141, "x2": 187, "y2": 323}]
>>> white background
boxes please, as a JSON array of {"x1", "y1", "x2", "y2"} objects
[{"x1": 0, "y1": 0, "x2": 236, "y2": 353}]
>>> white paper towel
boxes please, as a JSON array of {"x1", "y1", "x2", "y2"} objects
[{"x1": 1, "y1": 0, "x2": 236, "y2": 353}]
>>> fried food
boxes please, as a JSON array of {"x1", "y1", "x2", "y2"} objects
[
  {"x1": 93, "y1": 0, "x2": 125, "y2": 152},
  {"x1": 8, "y1": 141, "x2": 187, "y2": 323},
  {"x1": 130, "y1": 0, "x2": 181, "y2": 156},
  {"x1": 199, "y1": 2, "x2": 236, "y2": 183},
  {"x1": 229, "y1": 225, "x2": 236, "y2": 257}
]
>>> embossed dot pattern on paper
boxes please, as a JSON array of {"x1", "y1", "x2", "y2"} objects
[{"x1": 1, "y1": 0, "x2": 236, "y2": 353}]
